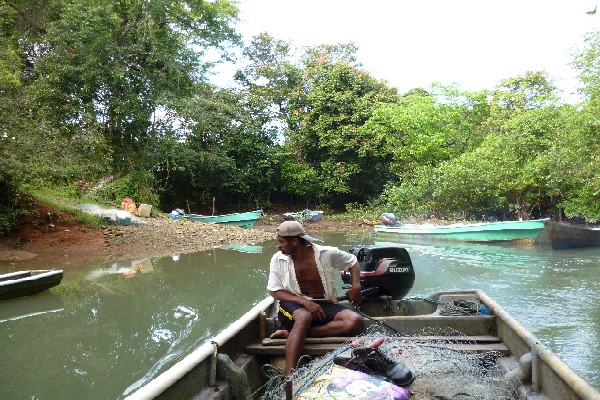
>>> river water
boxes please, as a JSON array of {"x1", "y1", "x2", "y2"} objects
[{"x1": 1, "y1": 230, "x2": 599, "y2": 399}]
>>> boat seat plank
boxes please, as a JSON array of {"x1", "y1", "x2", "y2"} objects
[
  {"x1": 261, "y1": 335, "x2": 502, "y2": 346},
  {"x1": 246, "y1": 339, "x2": 509, "y2": 356},
  {"x1": 246, "y1": 341, "x2": 349, "y2": 356}
]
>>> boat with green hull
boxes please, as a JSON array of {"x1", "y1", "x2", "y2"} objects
[
  {"x1": 182, "y1": 210, "x2": 263, "y2": 229},
  {"x1": 374, "y1": 218, "x2": 549, "y2": 242}
]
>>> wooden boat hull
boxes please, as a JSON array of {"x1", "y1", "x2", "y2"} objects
[
  {"x1": 0, "y1": 270, "x2": 64, "y2": 300},
  {"x1": 124, "y1": 290, "x2": 600, "y2": 400},
  {"x1": 544, "y1": 221, "x2": 600, "y2": 250},
  {"x1": 183, "y1": 210, "x2": 263, "y2": 229},
  {"x1": 374, "y1": 219, "x2": 549, "y2": 242}
]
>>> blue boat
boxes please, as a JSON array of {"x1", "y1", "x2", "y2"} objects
[
  {"x1": 182, "y1": 210, "x2": 263, "y2": 229},
  {"x1": 222, "y1": 245, "x2": 263, "y2": 253}
]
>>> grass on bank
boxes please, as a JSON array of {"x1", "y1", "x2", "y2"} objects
[
  {"x1": 23, "y1": 186, "x2": 389, "y2": 231},
  {"x1": 24, "y1": 186, "x2": 113, "y2": 228}
]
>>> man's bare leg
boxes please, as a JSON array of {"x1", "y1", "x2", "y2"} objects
[
  {"x1": 271, "y1": 310, "x2": 363, "y2": 340},
  {"x1": 283, "y1": 309, "x2": 312, "y2": 375},
  {"x1": 307, "y1": 309, "x2": 363, "y2": 338}
]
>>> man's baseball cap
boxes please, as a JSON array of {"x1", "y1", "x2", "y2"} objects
[{"x1": 277, "y1": 221, "x2": 322, "y2": 242}]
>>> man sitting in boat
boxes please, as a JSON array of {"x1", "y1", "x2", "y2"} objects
[{"x1": 268, "y1": 221, "x2": 364, "y2": 375}]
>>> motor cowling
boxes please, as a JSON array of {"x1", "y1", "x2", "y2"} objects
[
  {"x1": 380, "y1": 213, "x2": 400, "y2": 226},
  {"x1": 342, "y1": 246, "x2": 415, "y2": 300}
]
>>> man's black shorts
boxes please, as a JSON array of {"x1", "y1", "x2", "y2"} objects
[{"x1": 277, "y1": 300, "x2": 348, "y2": 331}]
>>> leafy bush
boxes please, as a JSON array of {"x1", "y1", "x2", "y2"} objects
[{"x1": 86, "y1": 171, "x2": 160, "y2": 207}]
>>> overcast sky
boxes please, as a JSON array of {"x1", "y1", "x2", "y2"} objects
[{"x1": 212, "y1": 1, "x2": 600, "y2": 102}]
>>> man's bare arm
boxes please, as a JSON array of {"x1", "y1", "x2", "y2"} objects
[{"x1": 344, "y1": 263, "x2": 363, "y2": 304}]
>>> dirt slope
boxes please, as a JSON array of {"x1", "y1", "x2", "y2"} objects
[{"x1": 0, "y1": 200, "x2": 368, "y2": 271}]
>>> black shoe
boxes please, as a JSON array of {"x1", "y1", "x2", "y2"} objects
[
  {"x1": 355, "y1": 348, "x2": 415, "y2": 387},
  {"x1": 333, "y1": 354, "x2": 390, "y2": 382}
]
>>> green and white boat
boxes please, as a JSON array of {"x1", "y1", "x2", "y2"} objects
[
  {"x1": 374, "y1": 218, "x2": 549, "y2": 242},
  {"x1": 182, "y1": 210, "x2": 263, "y2": 229}
]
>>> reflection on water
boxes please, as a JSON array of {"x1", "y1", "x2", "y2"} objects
[
  {"x1": 0, "y1": 292, "x2": 64, "y2": 323},
  {"x1": 1, "y1": 232, "x2": 600, "y2": 398},
  {"x1": 86, "y1": 258, "x2": 154, "y2": 280}
]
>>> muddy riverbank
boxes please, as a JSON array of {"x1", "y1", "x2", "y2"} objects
[{"x1": 0, "y1": 201, "x2": 369, "y2": 271}]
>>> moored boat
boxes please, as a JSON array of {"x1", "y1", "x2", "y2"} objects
[
  {"x1": 222, "y1": 244, "x2": 263, "y2": 253},
  {"x1": 123, "y1": 245, "x2": 599, "y2": 400},
  {"x1": 544, "y1": 220, "x2": 600, "y2": 250},
  {"x1": 0, "y1": 270, "x2": 64, "y2": 300},
  {"x1": 282, "y1": 209, "x2": 324, "y2": 222},
  {"x1": 374, "y1": 218, "x2": 549, "y2": 242},
  {"x1": 182, "y1": 210, "x2": 263, "y2": 229}
]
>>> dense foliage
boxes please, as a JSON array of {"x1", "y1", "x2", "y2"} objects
[{"x1": 2, "y1": 1, "x2": 600, "y2": 229}]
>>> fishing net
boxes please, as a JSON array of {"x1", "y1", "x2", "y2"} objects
[{"x1": 257, "y1": 327, "x2": 518, "y2": 400}]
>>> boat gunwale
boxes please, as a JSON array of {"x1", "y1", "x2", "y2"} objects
[{"x1": 124, "y1": 296, "x2": 275, "y2": 400}]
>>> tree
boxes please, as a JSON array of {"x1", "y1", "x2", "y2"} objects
[
  {"x1": 28, "y1": 0, "x2": 241, "y2": 175},
  {"x1": 234, "y1": 32, "x2": 302, "y2": 131},
  {"x1": 360, "y1": 85, "x2": 490, "y2": 184},
  {"x1": 284, "y1": 44, "x2": 399, "y2": 206},
  {"x1": 572, "y1": 31, "x2": 600, "y2": 105},
  {"x1": 380, "y1": 73, "x2": 565, "y2": 221},
  {"x1": 154, "y1": 86, "x2": 278, "y2": 212}
]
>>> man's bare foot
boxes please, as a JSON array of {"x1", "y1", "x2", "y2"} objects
[
  {"x1": 349, "y1": 337, "x2": 384, "y2": 349},
  {"x1": 390, "y1": 348, "x2": 403, "y2": 356},
  {"x1": 270, "y1": 329, "x2": 289, "y2": 339},
  {"x1": 367, "y1": 337, "x2": 385, "y2": 349},
  {"x1": 349, "y1": 338, "x2": 366, "y2": 348}
]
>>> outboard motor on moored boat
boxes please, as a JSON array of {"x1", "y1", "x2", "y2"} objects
[
  {"x1": 380, "y1": 213, "x2": 401, "y2": 226},
  {"x1": 341, "y1": 246, "x2": 415, "y2": 300}
]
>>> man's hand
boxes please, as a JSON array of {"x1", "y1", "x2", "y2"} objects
[
  {"x1": 303, "y1": 299, "x2": 326, "y2": 320},
  {"x1": 345, "y1": 286, "x2": 363, "y2": 305}
]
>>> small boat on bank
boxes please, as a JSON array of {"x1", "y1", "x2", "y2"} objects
[
  {"x1": 544, "y1": 220, "x2": 600, "y2": 250},
  {"x1": 222, "y1": 244, "x2": 263, "y2": 253},
  {"x1": 0, "y1": 270, "x2": 64, "y2": 300},
  {"x1": 124, "y1": 245, "x2": 599, "y2": 400},
  {"x1": 182, "y1": 210, "x2": 263, "y2": 229},
  {"x1": 374, "y1": 218, "x2": 549, "y2": 242},
  {"x1": 282, "y1": 209, "x2": 324, "y2": 222}
]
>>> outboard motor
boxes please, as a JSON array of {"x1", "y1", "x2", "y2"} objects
[
  {"x1": 380, "y1": 213, "x2": 400, "y2": 226},
  {"x1": 342, "y1": 246, "x2": 415, "y2": 300}
]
